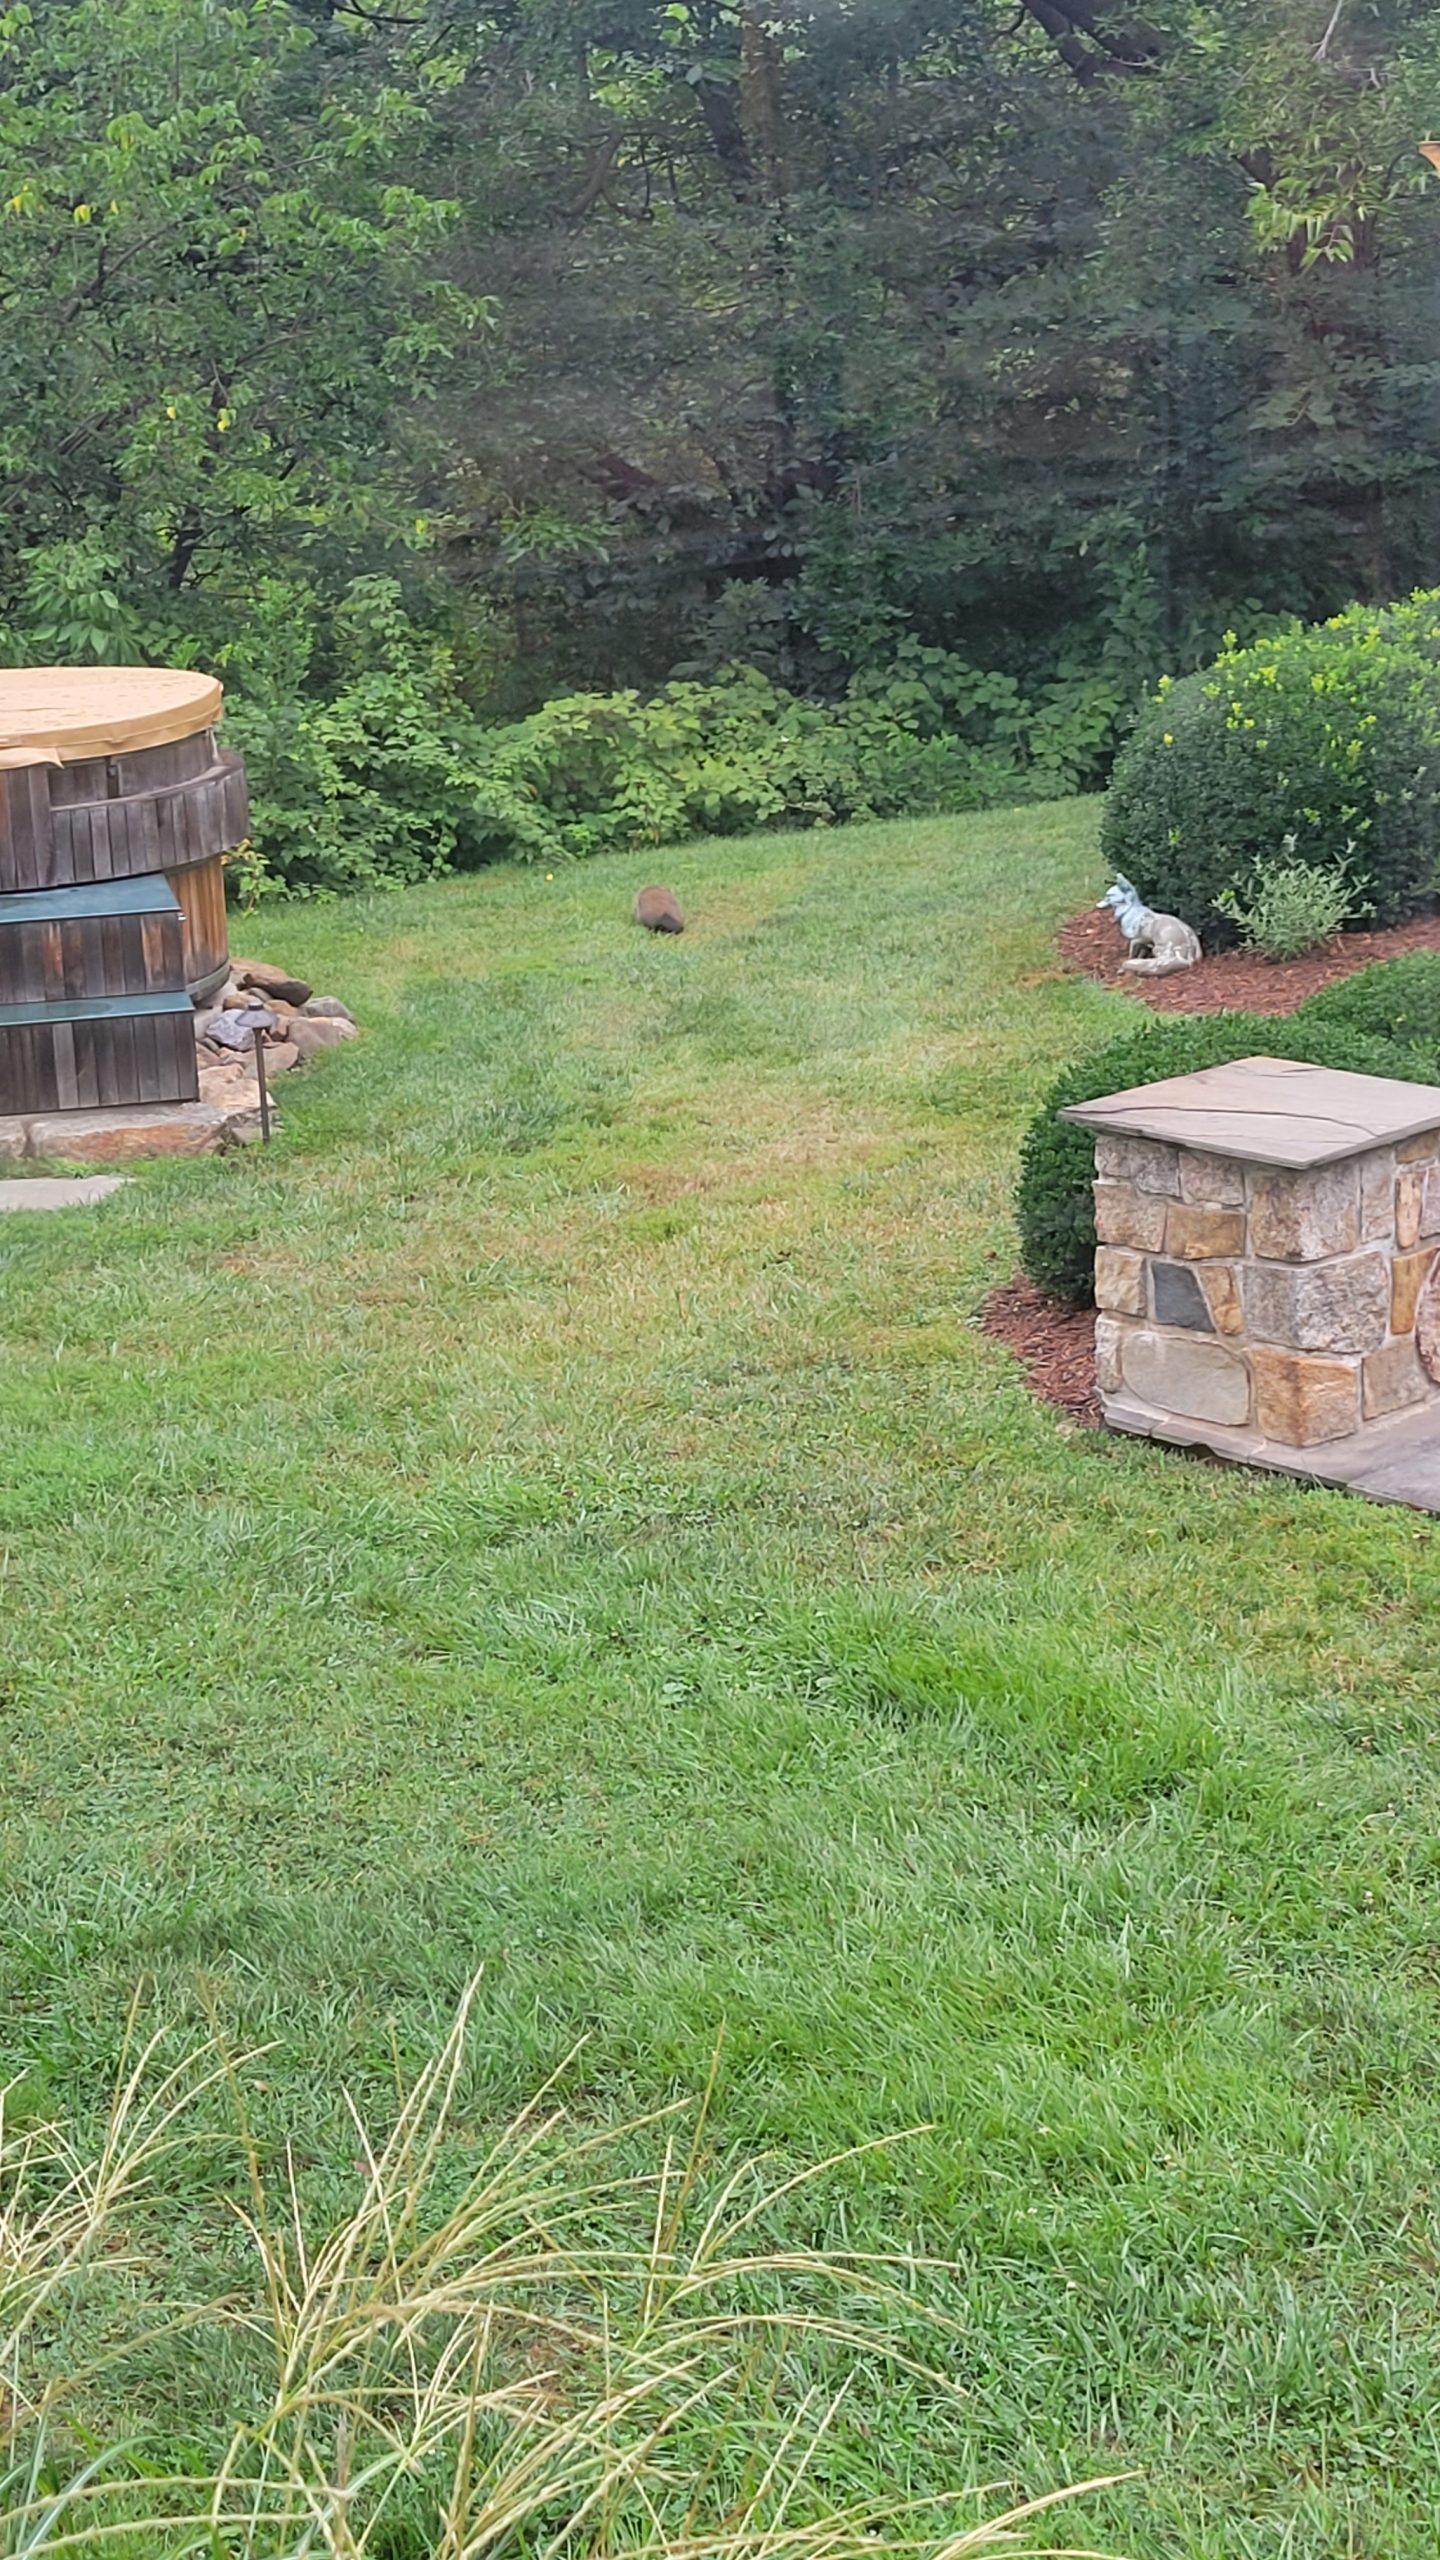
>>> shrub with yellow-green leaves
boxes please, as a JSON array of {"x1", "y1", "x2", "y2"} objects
[{"x1": 1100, "y1": 597, "x2": 1440, "y2": 947}]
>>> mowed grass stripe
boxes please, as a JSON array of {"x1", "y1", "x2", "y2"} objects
[{"x1": 4, "y1": 801, "x2": 1440, "y2": 2553}]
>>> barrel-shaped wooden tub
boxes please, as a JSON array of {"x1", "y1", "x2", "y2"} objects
[
  {"x1": 0, "y1": 670, "x2": 250, "y2": 1115},
  {"x1": 0, "y1": 671, "x2": 246, "y2": 1000}
]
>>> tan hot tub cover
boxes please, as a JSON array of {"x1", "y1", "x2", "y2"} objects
[{"x1": 0, "y1": 667, "x2": 223, "y2": 767}]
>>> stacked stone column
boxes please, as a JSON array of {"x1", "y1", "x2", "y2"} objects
[{"x1": 1092, "y1": 1128, "x2": 1440, "y2": 1447}]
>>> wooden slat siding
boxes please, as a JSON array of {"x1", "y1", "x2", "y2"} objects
[
  {"x1": 72, "y1": 1012, "x2": 100, "y2": 1112},
  {"x1": 41, "y1": 921, "x2": 65, "y2": 1009},
  {"x1": 10, "y1": 1023, "x2": 49, "y2": 1115},
  {"x1": 0, "y1": 774, "x2": 23, "y2": 891},
  {"x1": 0, "y1": 908, "x2": 188, "y2": 1006},
  {"x1": 0, "y1": 924, "x2": 22, "y2": 1008},
  {"x1": 0, "y1": 923, "x2": 25, "y2": 1009},
  {"x1": 47, "y1": 762, "x2": 238, "y2": 885},
  {"x1": 108, "y1": 1014, "x2": 136, "y2": 1108},
  {"x1": 144, "y1": 1012, "x2": 168, "y2": 1104},
  {"x1": 23, "y1": 765, "x2": 52, "y2": 891},
  {"x1": 46, "y1": 732, "x2": 213, "y2": 806},
  {"x1": 172, "y1": 1014, "x2": 198, "y2": 1103},
  {"x1": 222, "y1": 752, "x2": 250, "y2": 839},
  {"x1": 47, "y1": 756, "x2": 108, "y2": 809},
  {"x1": 67, "y1": 799, "x2": 92, "y2": 886},
  {"x1": 130, "y1": 1010, "x2": 155, "y2": 1104},
  {"x1": 0, "y1": 764, "x2": 57, "y2": 895},
  {"x1": 5, "y1": 1023, "x2": 31, "y2": 1115},
  {"x1": 45, "y1": 758, "x2": 245, "y2": 886},
  {"x1": 63, "y1": 918, "x2": 88, "y2": 1002},
  {"x1": 168, "y1": 852, "x2": 228, "y2": 994},
  {"x1": 51, "y1": 1020, "x2": 78, "y2": 1112}
]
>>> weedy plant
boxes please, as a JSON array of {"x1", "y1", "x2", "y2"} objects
[
  {"x1": 0, "y1": 1985, "x2": 1120, "y2": 2558},
  {"x1": 1214, "y1": 836, "x2": 1367, "y2": 960}
]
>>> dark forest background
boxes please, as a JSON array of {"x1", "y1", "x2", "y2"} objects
[{"x1": 5, "y1": 0, "x2": 1440, "y2": 880}]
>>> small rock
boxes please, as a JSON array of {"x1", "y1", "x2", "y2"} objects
[
  {"x1": 234, "y1": 958, "x2": 314, "y2": 1007},
  {"x1": 205, "y1": 1012, "x2": 264, "y2": 1053},
  {"x1": 220, "y1": 985, "x2": 249, "y2": 1010},
  {"x1": 197, "y1": 1064, "x2": 258, "y2": 1107},
  {"x1": 192, "y1": 1007, "x2": 222, "y2": 1042},
  {"x1": 263, "y1": 1040, "x2": 299, "y2": 1076},
  {"x1": 287, "y1": 1016, "x2": 356, "y2": 1062},
  {"x1": 302, "y1": 996, "x2": 356, "y2": 1024}
]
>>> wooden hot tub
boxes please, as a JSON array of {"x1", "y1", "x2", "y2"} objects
[{"x1": 0, "y1": 669, "x2": 249, "y2": 1113}]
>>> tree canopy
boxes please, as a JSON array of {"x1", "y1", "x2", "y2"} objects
[{"x1": 3, "y1": 0, "x2": 1440, "y2": 761}]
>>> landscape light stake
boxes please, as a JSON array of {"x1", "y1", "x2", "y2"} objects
[{"x1": 252, "y1": 1025, "x2": 272, "y2": 1143}]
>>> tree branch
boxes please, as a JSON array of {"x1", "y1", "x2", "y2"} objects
[{"x1": 1314, "y1": 0, "x2": 1345, "y2": 61}]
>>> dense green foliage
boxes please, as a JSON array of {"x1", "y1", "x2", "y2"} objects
[
  {"x1": 1101, "y1": 605, "x2": 1440, "y2": 946},
  {"x1": 1016, "y1": 1000, "x2": 1440, "y2": 1304},
  {"x1": 446, "y1": 0, "x2": 1440, "y2": 718},
  {"x1": 0, "y1": 0, "x2": 478, "y2": 620},
  {"x1": 235, "y1": 633, "x2": 1111, "y2": 891},
  {"x1": 6, "y1": 0, "x2": 1440, "y2": 890},
  {"x1": 1300, "y1": 949, "x2": 1440, "y2": 1048}
]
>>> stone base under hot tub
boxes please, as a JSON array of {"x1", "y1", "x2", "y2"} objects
[{"x1": 1103, "y1": 1379, "x2": 1440, "y2": 1512}]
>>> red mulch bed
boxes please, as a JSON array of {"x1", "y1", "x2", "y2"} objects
[
  {"x1": 983, "y1": 1274, "x2": 1100, "y2": 1426},
  {"x1": 1060, "y1": 902, "x2": 1440, "y2": 1014}
]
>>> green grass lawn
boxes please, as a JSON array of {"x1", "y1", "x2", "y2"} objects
[{"x1": 6, "y1": 798, "x2": 1440, "y2": 2555}]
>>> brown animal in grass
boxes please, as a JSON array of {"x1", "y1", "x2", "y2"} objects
[{"x1": 633, "y1": 885, "x2": 685, "y2": 934}]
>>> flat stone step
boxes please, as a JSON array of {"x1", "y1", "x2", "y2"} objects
[
  {"x1": 1105, "y1": 1385, "x2": 1440, "y2": 1514},
  {"x1": 0, "y1": 1100, "x2": 270, "y2": 1161},
  {"x1": 0, "y1": 1174, "x2": 126, "y2": 1212}
]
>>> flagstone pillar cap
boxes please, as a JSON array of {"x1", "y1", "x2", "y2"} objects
[{"x1": 1061, "y1": 1053, "x2": 1440, "y2": 1170}]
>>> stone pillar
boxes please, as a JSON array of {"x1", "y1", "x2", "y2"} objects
[{"x1": 1063, "y1": 1056, "x2": 1440, "y2": 1453}]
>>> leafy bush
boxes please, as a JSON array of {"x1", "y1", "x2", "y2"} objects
[
  {"x1": 1016, "y1": 1012, "x2": 1437, "y2": 1305},
  {"x1": 232, "y1": 636, "x2": 1081, "y2": 895},
  {"x1": 219, "y1": 577, "x2": 502, "y2": 896},
  {"x1": 1214, "y1": 843, "x2": 1363, "y2": 959},
  {"x1": 1298, "y1": 950, "x2": 1440, "y2": 1065},
  {"x1": 1101, "y1": 600, "x2": 1440, "y2": 948}
]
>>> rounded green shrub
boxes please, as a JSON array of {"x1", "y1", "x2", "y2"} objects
[
  {"x1": 1297, "y1": 950, "x2": 1440, "y2": 1066},
  {"x1": 1100, "y1": 602, "x2": 1440, "y2": 948},
  {"x1": 1016, "y1": 1011, "x2": 1438, "y2": 1306}
]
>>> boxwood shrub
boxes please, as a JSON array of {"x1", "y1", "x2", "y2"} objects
[
  {"x1": 1100, "y1": 600, "x2": 1440, "y2": 949},
  {"x1": 1017, "y1": 1010, "x2": 1438, "y2": 1306},
  {"x1": 1297, "y1": 950, "x2": 1440, "y2": 1066}
]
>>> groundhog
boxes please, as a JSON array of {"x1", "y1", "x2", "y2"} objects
[{"x1": 632, "y1": 885, "x2": 684, "y2": 934}]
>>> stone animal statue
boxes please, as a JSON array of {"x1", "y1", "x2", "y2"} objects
[
  {"x1": 633, "y1": 885, "x2": 685, "y2": 934},
  {"x1": 1100, "y1": 876, "x2": 1201, "y2": 976}
]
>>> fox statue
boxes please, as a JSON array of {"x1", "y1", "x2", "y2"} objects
[{"x1": 1100, "y1": 877, "x2": 1201, "y2": 977}]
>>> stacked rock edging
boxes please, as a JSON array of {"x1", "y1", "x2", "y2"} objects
[
  {"x1": 0, "y1": 956, "x2": 358, "y2": 1162},
  {"x1": 193, "y1": 958, "x2": 358, "y2": 1128}
]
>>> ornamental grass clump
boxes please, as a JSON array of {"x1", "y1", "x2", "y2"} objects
[
  {"x1": 0, "y1": 1984, "x2": 1118, "y2": 2558},
  {"x1": 1101, "y1": 599, "x2": 1440, "y2": 949}
]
